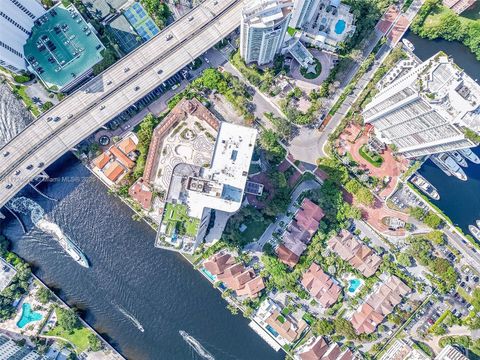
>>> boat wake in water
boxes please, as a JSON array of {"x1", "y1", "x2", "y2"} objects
[
  {"x1": 8, "y1": 197, "x2": 89, "y2": 268},
  {"x1": 179, "y1": 331, "x2": 215, "y2": 360},
  {"x1": 113, "y1": 302, "x2": 145, "y2": 332}
]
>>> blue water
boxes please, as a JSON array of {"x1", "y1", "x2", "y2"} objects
[
  {"x1": 335, "y1": 20, "x2": 346, "y2": 35},
  {"x1": 17, "y1": 303, "x2": 43, "y2": 328},
  {"x1": 201, "y1": 268, "x2": 216, "y2": 282},
  {"x1": 348, "y1": 278, "x2": 361, "y2": 293},
  {"x1": 266, "y1": 325, "x2": 279, "y2": 337},
  {"x1": 418, "y1": 149, "x2": 480, "y2": 234}
]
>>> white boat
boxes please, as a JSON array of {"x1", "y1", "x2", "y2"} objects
[
  {"x1": 411, "y1": 173, "x2": 440, "y2": 200},
  {"x1": 476, "y1": 220, "x2": 480, "y2": 229},
  {"x1": 402, "y1": 38, "x2": 415, "y2": 52},
  {"x1": 459, "y1": 148, "x2": 480, "y2": 164},
  {"x1": 434, "y1": 153, "x2": 467, "y2": 181},
  {"x1": 179, "y1": 331, "x2": 215, "y2": 360},
  {"x1": 448, "y1": 150, "x2": 468, "y2": 168},
  {"x1": 470, "y1": 225, "x2": 480, "y2": 241}
]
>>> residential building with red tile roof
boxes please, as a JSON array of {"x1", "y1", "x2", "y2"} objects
[
  {"x1": 350, "y1": 275, "x2": 410, "y2": 334},
  {"x1": 128, "y1": 179, "x2": 153, "y2": 210},
  {"x1": 296, "y1": 336, "x2": 356, "y2": 360},
  {"x1": 328, "y1": 230, "x2": 381, "y2": 277},
  {"x1": 265, "y1": 309, "x2": 307, "y2": 343},
  {"x1": 203, "y1": 253, "x2": 236, "y2": 275},
  {"x1": 91, "y1": 132, "x2": 138, "y2": 186},
  {"x1": 103, "y1": 161, "x2": 125, "y2": 183},
  {"x1": 294, "y1": 198, "x2": 325, "y2": 236},
  {"x1": 276, "y1": 244, "x2": 300, "y2": 268},
  {"x1": 301, "y1": 263, "x2": 341, "y2": 308},
  {"x1": 202, "y1": 252, "x2": 265, "y2": 298}
]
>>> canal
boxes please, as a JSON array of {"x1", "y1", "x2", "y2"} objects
[
  {"x1": 0, "y1": 154, "x2": 283, "y2": 360},
  {"x1": 404, "y1": 30, "x2": 480, "y2": 236}
]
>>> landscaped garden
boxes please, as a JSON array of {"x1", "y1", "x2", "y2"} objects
[
  {"x1": 162, "y1": 203, "x2": 200, "y2": 237},
  {"x1": 359, "y1": 145, "x2": 383, "y2": 168},
  {"x1": 300, "y1": 58, "x2": 322, "y2": 80}
]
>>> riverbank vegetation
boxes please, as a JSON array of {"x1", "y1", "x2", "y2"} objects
[
  {"x1": 0, "y1": 235, "x2": 32, "y2": 320},
  {"x1": 411, "y1": 0, "x2": 480, "y2": 60}
]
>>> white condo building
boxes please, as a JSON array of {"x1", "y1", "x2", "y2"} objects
[
  {"x1": 240, "y1": 0, "x2": 292, "y2": 65},
  {"x1": 363, "y1": 53, "x2": 480, "y2": 158},
  {"x1": 0, "y1": 0, "x2": 45, "y2": 72},
  {"x1": 290, "y1": 0, "x2": 320, "y2": 28}
]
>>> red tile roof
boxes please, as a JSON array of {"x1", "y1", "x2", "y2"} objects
[
  {"x1": 328, "y1": 230, "x2": 381, "y2": 277},
  {"x1": 294, "y1": 198, "x2": 324, "y2": 236},
  {"x1": 117, "y1": 137, "x2": 137, "y2": 155},
  {"x1": 276, "y1": 244, "x2": 300, "y2": 268},
  {"x1": 110, "y1": 146, "x2": 135, "y2": 169},
  {"x1": 265, "y1": 310, "x2": 307, "y2": 343},
  {"x1": 301, "y1": 263, "x2": 341, "y2": 308},
  {"x1": 93, "y1": 153, "x2": 110, "y2": 170},
  {"x1": 103, "y1": 161, "x2": 125, "y2": 182},
  {"x1": 128, "y1": 179, "x2": 153, "y2": 210},
  {"x1": 299, "y1": 337, "x2": 356, "y2": 360},
  {"x1": 203, "y1": 252, "x2": 264, "y2": 298},
  {"x1": 351, "y1": 276, "x2": 411, "y2": 334}
]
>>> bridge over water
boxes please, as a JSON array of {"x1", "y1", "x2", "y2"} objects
[{"x1": 0, "y1": 0, "x2": 242, "y2": 208}]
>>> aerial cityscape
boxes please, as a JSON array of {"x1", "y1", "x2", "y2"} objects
[{"x1": 0, "y1": 0, "x2": 479, "y2": 359}]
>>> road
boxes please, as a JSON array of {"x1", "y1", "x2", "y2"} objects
[
  {"x1": 0, "y1": 0, "x2": 243, "y2": 208},
  {"x1": 288, "y1": 0, "x2": 424, "y2": 164}
]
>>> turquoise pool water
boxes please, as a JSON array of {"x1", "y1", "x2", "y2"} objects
[
  {"x1": 348, "y1": 279, "x2": 362, "y2": 293},
  {"x1": 201, "y1": 268, "x2": 216, "y2": 282},
  {"x1": 17, "y1": 303, "x2": 42, "y2": 328},
  {"x1": 266, "y1": 325, "x2": 279, "y2": 337},
  {"x1": 335, "y1": 20, "x2": 346, "y2": 35}
]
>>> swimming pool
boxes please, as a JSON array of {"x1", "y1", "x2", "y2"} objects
[
  {"x1": 348, "y1": 278, "x2": 362, "y2": 293},
  {"x1": 335, "y1": 19, "x2": 346, "y2": 35},
  {"x1": 201, "y1": 268, "x2": 216, "y2": 282},
  {"x1": 17, "y1": 303, "x2": 42, "y2": 329},
  {"x1": 266, "y1": 325, "x2": 279, "y2": 337}
]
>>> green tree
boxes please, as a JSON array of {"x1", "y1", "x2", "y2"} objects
[
  {"x1": 57, "y1": 308, "x2": 79, "y2": 333},
  {"x1": 356, "y1": 188, "x2": 375, "y2": 207},
  {"x1": 314, "y1": 319, "x2": 334, "y2": 336},
  {"x1": 333, "y1": 317, "x2": 357, "y2": 340},
  {"x1": 396, "y1": 253, "x2": 412, "y2": 267},
  {"x1": 36, "y1": 287, "x2": 52, "y2": 305},
  {"x1": 424, "y1": 212, "x2": 443, "y2": 229},
  {"x1": 88, "y1": 333, "x2": 102, "y2": 352}
]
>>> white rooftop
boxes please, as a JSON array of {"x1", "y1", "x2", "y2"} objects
[{"x1": 169, "y1": 122, "x2": 257, "y2": 219}]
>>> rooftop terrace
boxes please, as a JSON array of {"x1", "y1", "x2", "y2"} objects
[{"x1": 24, "y1": 4, "x2": 105, "y2": 90}]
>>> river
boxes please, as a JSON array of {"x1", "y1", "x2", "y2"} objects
[
  {"x1": 0, "y1": 154, "x2": 283, "y2": 360},
  {"x1": 404, "y1": 31, "x2": 480, "y2": 236}
]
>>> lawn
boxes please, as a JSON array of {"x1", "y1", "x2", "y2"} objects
[
  {"x1": 240, "y1": 219, "x2": 269, "y2": 243},
  {"x1": 13, "y1": 85, "x2": 40, "y2": 117},
  {"x1": 300, "y1": 58, "x2": 322, "y2": 80},
  {"x1": 359, "y1": 144, "x2": 383, "y2": 168},
  {"x1": 163, "y1": 203, "x2": 200, "y2": 237},
  {"x1": 46, "y1": 313, "x2": 91, "y2": 352}
]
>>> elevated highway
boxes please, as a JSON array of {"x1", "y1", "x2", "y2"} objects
[{"x1": 0, "y1": 0, "x2": 243, "y2": 208}]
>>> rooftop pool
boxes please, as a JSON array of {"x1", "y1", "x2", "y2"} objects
[
  {"x1": 335, "y1": 19, "x2": 346, "y2": 35},
  {"x1": 17, "y1": 303, "x2": 42, "y2": 329}
]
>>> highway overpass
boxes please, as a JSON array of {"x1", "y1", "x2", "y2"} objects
[{"x1": 0, "y1": 0, "x2": 243, "y2": 208}]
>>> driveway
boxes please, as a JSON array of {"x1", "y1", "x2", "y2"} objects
[{"x1": 244, "y1": 179, "x2": 321, "y2": 253}]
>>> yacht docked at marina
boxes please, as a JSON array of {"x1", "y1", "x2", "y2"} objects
[
  {"x1": 459, "y1": 148, "x2": 480, "y2": 164},
  {"x1": 410, "y1": 173, "x2": 440, "y2": 200},
  {"x1": 432, "y1": 153, "x2": 467, "y2": 181},
  {"x1": 470, "y1": 224, "x2": 480, "y2": 242},
  {"x1": 448, "y1": 150, "x2": 468, "y2": 167}
]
